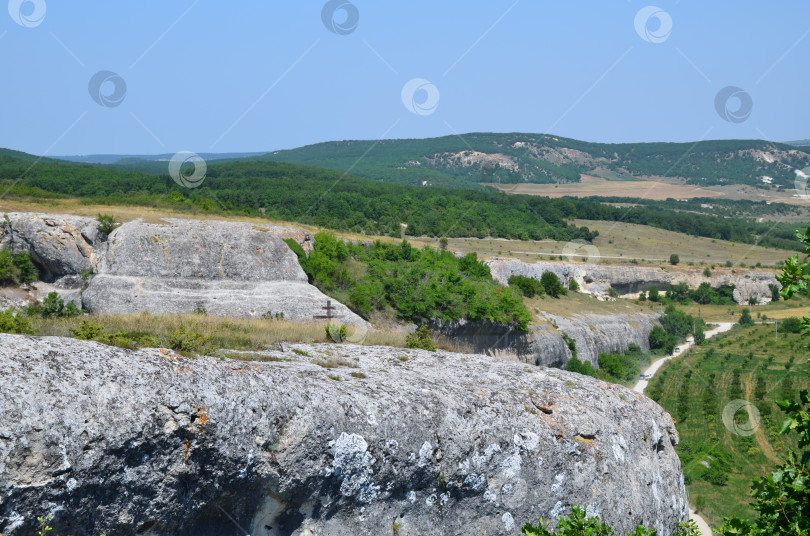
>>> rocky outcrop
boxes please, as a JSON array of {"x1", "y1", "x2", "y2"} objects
[
  {"x1": 488, "y1": 258, "x2": 780, "y2": 305},
  {"x1": 541, "y1": 312, "x2": 659, "y2": 366},
  {"x1": 0, "y1": 213, "x2": 366, "y2": 326},
  {"x1": 434, "y1": 312, "x2": 660, "y2": 368},
  {"x1": 0, "y1": 334, "x2": 688, "y2": 536},
  {"x1": 0, "y1": 213, "x2": 98, "y2": 280}
]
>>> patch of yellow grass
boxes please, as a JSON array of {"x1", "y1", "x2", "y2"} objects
[{"x1": 29, "y1": 313, "x2": 474, "y2": 353}]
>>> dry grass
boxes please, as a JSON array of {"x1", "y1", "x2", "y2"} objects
[
  {"x1": 485, "y1": 174, "x2": 725, "y2": 200},
  {"x1": 405, "y1": 220, "x2": 789, "y2": 267},
  {"x1": 619, "y1": 295, "x2": 810, "y2": 324},
  {"x1": 31, "y1": 313, "x2": 408, "y2": 350},
  {"x1": 524, "y1": 291, "x2": 652, "y2": 319},
  {"x1": 27, "y1": 312, "x2": 476, "y2": 353}
]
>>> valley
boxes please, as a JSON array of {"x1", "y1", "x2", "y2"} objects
[{"x1": 4, "y1": 3, "x2": 810, "y2": 534}]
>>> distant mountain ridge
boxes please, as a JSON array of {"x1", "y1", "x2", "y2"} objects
[
  {"x1": 14, "y1": 132, "x2": 810, "y2": 191},
  {"x1": 55, "y1": 152, "x2": 266, "y2": 165},
  {"x1": 251, "y1": 133, "x2": 810, "y2": 190}
]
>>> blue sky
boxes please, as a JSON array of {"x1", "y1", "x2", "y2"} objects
[{"x1": 1, "y1": 1, "x2": 809, "y2": 155}]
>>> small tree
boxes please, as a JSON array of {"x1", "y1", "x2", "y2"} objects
[
  {"x1": 670, "y1": 253, "x2": 680, "y2": 265},
  {"x1": 649, "y1": 325, "x2": 676, "y2": 354},
  {"x1": 648, "y1": 286, "x2": 660, "y2": 302},
  {"x1": 438, "y1": 237, "x2": 448, "y2": 250},
  {"x1": 738, "y1": 308, "x2": 754, "y2": 326},
  {"x1": 693, "y1": 324, "x2": 705, "y2": 345}
]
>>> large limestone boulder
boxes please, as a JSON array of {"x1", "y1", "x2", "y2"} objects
[
  {"x1": 0, "y1": 212, "x2": 99, "y2": 280},
  {"x1": 0, "y1": 335, "x2": 688, "y2": 536},
  {"x1": 82, "y1": 218, "x2": 361, "y2": 324},
  {"x1": 0, "y1": 213, "x2": 365, "y2": 326}
]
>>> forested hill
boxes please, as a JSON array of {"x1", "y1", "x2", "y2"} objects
[
  {"x1": 0, "y1": 151, "x2": 803, "y2": 250},
  {"x1": 242, "y1": 133, "x2": 810, "y2": 190}
]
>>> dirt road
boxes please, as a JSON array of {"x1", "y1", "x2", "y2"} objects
[{"x1": 633, "y1": 322, "x2": 734, "y2": 535}]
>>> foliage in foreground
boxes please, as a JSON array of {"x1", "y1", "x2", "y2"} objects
[{"x1": 521, "y1": 505, "x2": 702, "y2": 536}]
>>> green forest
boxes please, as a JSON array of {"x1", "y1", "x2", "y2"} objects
[
  {"x1": 0, "y1": 153, "x2": 802, "y2": 249},
  {"x1": 199, "y1": 133, "x2": 810, "y2": 189}
]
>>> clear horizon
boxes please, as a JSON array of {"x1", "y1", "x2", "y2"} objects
[{"x1": 2, "y1": 1, "x2": 809, "y2": 155}]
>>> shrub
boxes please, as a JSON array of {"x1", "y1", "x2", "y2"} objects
[
  {"x1": 405, "y1": 325, "x2": 437, "y2": 351},
  {"x1": 96, "y1": 213, "x2": 120, "y2": 235},
  {"x1": 508, "y1": 275, "x2": 544, "y2": 298},
  {"x1": 166, "y1": 329, "x2": 214, "y2": 355},
  {"x1": 520, "y1": 505, "x2": 701, "y2": 536},
  {"x1": 568, "y1": 279, "x2": 579, "y2": 292},
  {"x1": 701, "y1": 465, "x2": 729, "y2": 486},
  {"x1": 96, "y1": 331, "x2": 161, "y2": 350},
  {"x1": 563, "y1": 357, "x2": 597, "y2": 377},
  {"x1": 0, "y1": 308, "x2": 34, "y2": 334},
  {"x1": 40, "y1": 292, "x2": 81, "y2": 318},
  {"x1": 670, "y1": 253, "x2": 680, "y2": 265},
  {"x1": 703, "y1": 267, "x2": 712, "y2": 277},
  {"x1": 325, "y1": 323, "x2": 348, "y2": 343},
  {"x1": 0, "y1": 249, "x2": 38, "y2": 286},
  {"x1": 71, "y1": 319, "x2": 104, "y2": 340},
  {"x1": 296, "y1": 233, "x2": 532, "y2": 331},
  {"x1": 781, "y1": 316, "x2": 803, "y2": 333},
  {"x1": 648, "y1": 286, "x2": 660, "y2": 302},
  {"x1": 540, "y1": 272, "x2": 567, "y2": 298}
]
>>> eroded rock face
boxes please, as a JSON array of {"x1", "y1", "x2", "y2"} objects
[
  {"x1": 488, "y1": 258, "x2": 780, "y2": 305},
  {"x1": 0, "y1": 335, "x2": 688, "y2": 536},
  {"x1": 433, "y1": 312, "x2": 659, "y2": 368},
  {"x1": 0, "y1": 213, "x2": 98, "y2": 280},
  {"x1": 0, "y1": 213, "x2": 365, "y2": 326}
]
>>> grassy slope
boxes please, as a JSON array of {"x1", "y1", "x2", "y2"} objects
[
  {"x1": 649, "y1": 324, "x2": 810, "y2": 526},
  {"x1": 403, "y1": 220, "x2": 789, "y2": 266}
]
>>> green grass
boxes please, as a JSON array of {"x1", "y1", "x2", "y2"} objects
[{"x1": 647, "y1": 324, "x2": 810, "y2": 527}]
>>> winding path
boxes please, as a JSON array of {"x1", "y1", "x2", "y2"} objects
[{"x1": 633, "y1": 322, "x2": 734, "y2": 536}]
